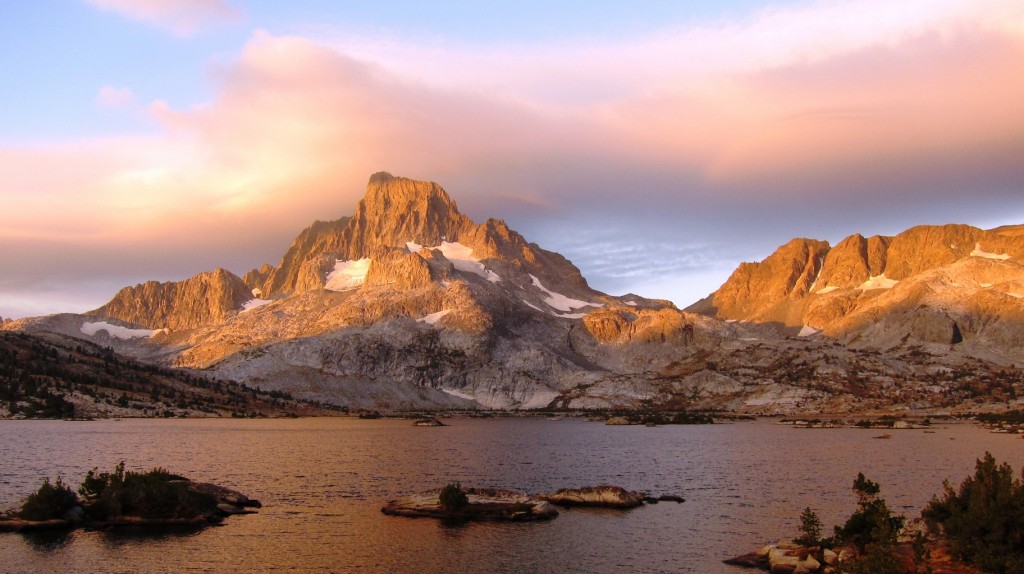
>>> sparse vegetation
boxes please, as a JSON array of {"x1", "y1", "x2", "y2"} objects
[
  {"x1": 795, "y1": 506, "x2": 823, "y2": 547},
  {"x1": 439, "y1": 482, "x2": 469, "y2": 511},
  {"x1": 923, "y1": 452, "x2": 1024, "y2": 574},
  {"x1": 18, "y1": 477, "x2": 79, "y2": 521},
  {"x1": 78, "y1": 461, "x2": 217, "y2": 520}
]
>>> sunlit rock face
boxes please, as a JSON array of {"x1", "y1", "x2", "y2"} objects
[
  {"x1": 8, "y1": 173, "x2": 1024, "y2": 414},
  {"x1": 690, "y1": 223, "x2": 1024, "y2": 359},
  {"x1": 90, "y1": 268, "x2": 251, "y2": 331}
]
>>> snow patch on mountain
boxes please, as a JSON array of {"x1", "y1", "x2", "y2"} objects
[
  {"x1": 971, "y1": 243, "x2": 1010, "y2": 260},
  {"x1": 325, "y1": 258, "x2": 371, "y2": 291},
  {"x1": 241, "y1": 298, "x2": 273, "y2": 312},
  {"x1": 816, "y1": 286, "x2": 839, "y2": 295},
  {"x1": 529, "y1": 274, "x2": 602, "y2": 313},
  {"x1": 798, "y1": 325, "x2": 820, "y2": 337},
  {"x1": 408, "y1": 240, "x2": 500, "y2": 282},
  {"x1": 440, "y1": 388, "x2": 475, "y2": 401},
  {"x1": 858, "y1": 275, "x2": 899, "y2": 291},
  {"x1": 418, "y1": 310, "x2": 451, "y2": 325},
  {"x1": 81, "y1": 321, "x2": 159, "y2": 339},
  {"x1": 437, "y1": 241, "x2": 501, "y2": 282}
]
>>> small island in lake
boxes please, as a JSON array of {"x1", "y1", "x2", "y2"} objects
[
  {"x1": 382, "y1": 483, "x2": 678, "y2": 522},
  {"x1": 0, "y1": 462, "x2": 260, "y2": 533}
]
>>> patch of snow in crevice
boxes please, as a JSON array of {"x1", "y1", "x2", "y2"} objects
[
  {"x1": 251, "y1": 288, "x2": 262, "y2": 297},
  {"x1": 797, "y1": 325, "x2": 820, "y2": 337},
  {"x1": 815, "y1": 286, "x2": 839, "y2": 295},
  {"x1": 807, "y1": 255, "x2": 825, "y2": 292},
  {"x1": 417, "y1": 310, "x2": 452, "y2": 325},
  {"x1": 554, "y1": 312, "x2": 587, "y2": 319},
  {"x1": 980, "y1": 283, "x2": 993, "y2": 288},
  {"x1": 81, "y1": 321, "x2": 159, "y2": 340},
  {"x1": 241, "y1": 298, "x2": 273, "y2": 312},
  {"x1": 1008, "y1": 293, "x2": 1024, "y2": 299},
  {"x1": 625, "y1": 301, "x2": 638, "y2": 306},
  {"x1": 740, "y1": 337, "x2": 760, "y2": 341},
  {"x1": 325, "y1": 258, "x2": 371, "y2": 291},
  {"x1": 971, "y1": 243, "x2": 1010, "y2": 260},
  {"x1": 417, "y1": 241, "x2": 501, "y2": 282},
  {"x1": 523, "y1": 301, "x2": 545, "y2": 313},
  {"x1": 529, "y1": 274, "x2": 602, "y2": 313},
  {"x1": 857, "y1": 274, "x2": 899, "y2": 291},
  {"x1": 441, "y1": 388, "x2": 475, "y2": 401}
]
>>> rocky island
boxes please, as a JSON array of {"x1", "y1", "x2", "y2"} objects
[
  {"x1": 382, "y1": 483, "x2": 675, "y2": 522},
  {"x1": 0, "y1": 462, "x2": 259, "y2": 533}
]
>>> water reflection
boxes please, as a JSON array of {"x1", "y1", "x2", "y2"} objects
[{"x1": 1, "y1": 418, "x2": 1023, "y2": 573}]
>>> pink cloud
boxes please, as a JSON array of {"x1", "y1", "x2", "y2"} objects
[
  {"x1": 85, "y1": 0, "x2": 240, "y2": 35},
  {"x1": 96, "y1": 85, "x2": 136, "y2": 109},
  {"x1": 4, "y1": 0, "x2": 1024, "y2": 316}
]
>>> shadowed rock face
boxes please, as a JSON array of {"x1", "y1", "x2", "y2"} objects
[{"x1": 90, "y1": 268, "x2": 251, "y2": 331}]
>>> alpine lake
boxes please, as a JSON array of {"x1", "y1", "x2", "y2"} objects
[{"x1": 2, "y1": 416, "x2": 1022, "y2": 573}]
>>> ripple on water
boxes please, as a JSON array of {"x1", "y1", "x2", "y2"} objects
[{"x1": 1, "y1": 418, "x2": 1022, "y2": 573}]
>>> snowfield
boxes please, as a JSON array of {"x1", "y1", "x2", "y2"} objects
[
  {"x1": 81, "y1": 321, "x2": 159, "y2": 339},
  {"x1": 325, "y1": 258, "x2": 371, "y2": 291}
]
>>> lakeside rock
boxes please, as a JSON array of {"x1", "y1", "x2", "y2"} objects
[
  {"x1": 542, "y1": 486, "x2": 647, "y2": 509},
  {"x1": 412, "y1": 417, "x2": 446, "y2": 426},
  {"x1": 381, "y1": 488, "x2": 558, "y2": 521}
]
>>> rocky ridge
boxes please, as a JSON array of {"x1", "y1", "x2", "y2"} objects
[
  {"x1": 689, "y1": 224, "x2": 1024, "y2": 362},
  {"x1": 5, "y1": 174, "x2": 1024, "y2": 413}
]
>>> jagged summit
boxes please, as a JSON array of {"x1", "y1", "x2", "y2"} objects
[
  {"x1": 90, "y1": 268, "x2": 251, "y2": 331},
  {"x1": 244, "y1": 172, "x2": 593, "y2": 299}
]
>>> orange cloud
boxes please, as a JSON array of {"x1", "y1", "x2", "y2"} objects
[{"x1": 4, "y1": 0, "x2": 1024, "y2": 317}]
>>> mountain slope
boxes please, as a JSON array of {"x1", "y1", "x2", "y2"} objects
[
  {"x1": 690, "y1": 223, "x2": 1024, "y2": 360},
  {"x1": 0, "y1": 330, "x2": 335, "y2": 419}
]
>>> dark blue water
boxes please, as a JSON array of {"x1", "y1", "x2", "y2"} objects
[{"x1": 1, "y1": 417, "x2": 1021, "y2": 573}]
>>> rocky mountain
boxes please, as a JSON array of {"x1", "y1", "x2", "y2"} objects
[
  {"x1": 6, "y1": 174, "x2": 1024, "y2": 414},
  {"x1": 689, "y1": 224, "x2": 1024, "y2": 362},
  {"x1": 91, "y1": 268, "x2": 252, "y2": 331}
]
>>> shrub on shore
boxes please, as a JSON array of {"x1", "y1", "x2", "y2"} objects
[
  {"x1": 18, "y1": 477, "x2": 79, "y2": 521},
  {"x1": 923, "y1": 452, "x2": 1024, "y2": 574}
]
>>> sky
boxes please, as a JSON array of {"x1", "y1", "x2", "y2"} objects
[{"x1": 2, "y1": 0, "x2": 1023, "y2": 319}]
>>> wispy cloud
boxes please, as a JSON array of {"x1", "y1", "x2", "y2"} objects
[
  {"x1": 96, "y1": 86, "x2": 136, "y2": 109},
  {"x1": 85, "y1": 0, "x2": 241, "y2": 35}
]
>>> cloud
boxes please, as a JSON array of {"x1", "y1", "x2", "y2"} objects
[
  {"x1": 85, "y1": 0, "x2": 241, "y2": 35},
  {"x1": 4, "y1": 1, "x2": 1024, "y2": 317},
  {"x1": 96, "y1": 86, "x2": 136, "y2": 109}
]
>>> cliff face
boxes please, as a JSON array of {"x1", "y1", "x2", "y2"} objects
[
  {"x1": 90, "y1": 268, "x2": 251, "y2": 331},
  {"x1": 691, "y1": 223, "x2": 1024, "y2": 354},
  {"x1": 246, "y1": 172, "x2": 592, "y2": 298},
  {"x1": 688, "y1": 238, "x2": 830, "y2": 325}
]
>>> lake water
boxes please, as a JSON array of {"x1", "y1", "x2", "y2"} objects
[{"x1": 2, "y1": 417, "x2": 1023, "y2": 573}]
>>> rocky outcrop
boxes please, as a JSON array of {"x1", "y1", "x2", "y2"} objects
[
  {"x1": 381, "y1": 488, "x2": 558, "y2": 521},
  {"x1": 90, "y1": 268, "x2": 251, "y2": 330},
  {"x1": 542, "y1": 486, "x2": 647, "y2": 508}
]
